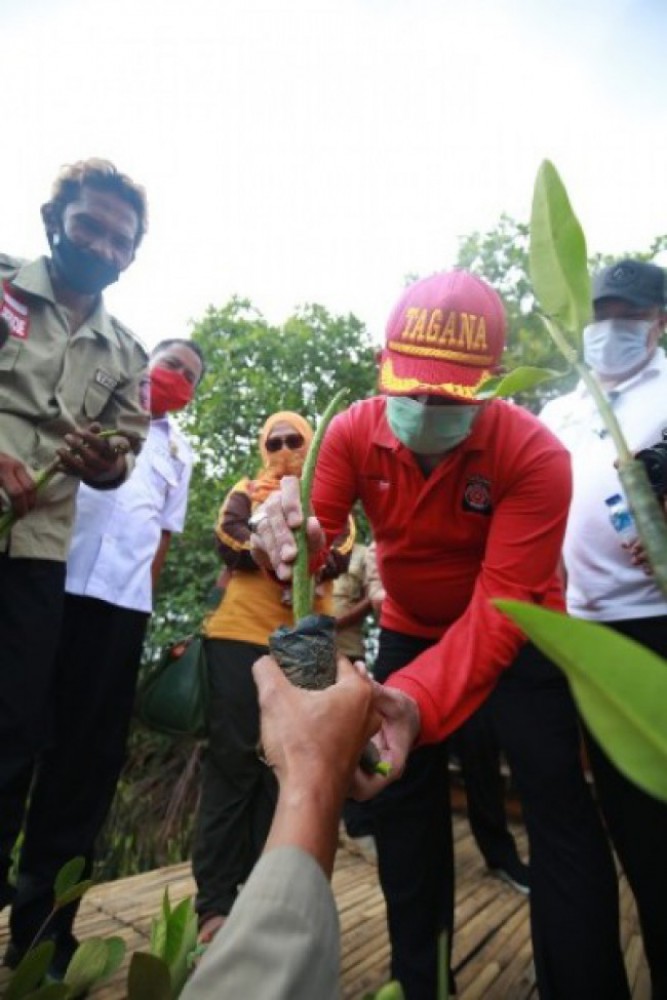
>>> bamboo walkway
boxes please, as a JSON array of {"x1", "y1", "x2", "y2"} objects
[{"x1": 0, "y1": 815, "x2": 649, "y2": 999}]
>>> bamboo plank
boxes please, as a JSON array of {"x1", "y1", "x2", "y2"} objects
[{"x1": 0, "y1": 816, "x2": 650, "y2": 1000}]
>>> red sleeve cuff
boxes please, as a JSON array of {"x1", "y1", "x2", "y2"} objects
[{"x1": 386, "y1": 665, "x2": 495, "y2": 746}]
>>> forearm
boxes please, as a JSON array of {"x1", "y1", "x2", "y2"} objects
[
  {"x1": 151, "y1": 531, "x2": 172, "y2": 589},
  {"x1": 335, "y1": 597, "x2": 371, "y2": 631},
  {"x1": 264, "y1": 772, "x2": 348, "y2": 879}
]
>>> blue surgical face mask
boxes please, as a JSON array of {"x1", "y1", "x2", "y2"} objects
[
  {"x1": 386, "y1": 396, "x2": 480, "y2": 455},
  {"x1": 583, "y1": 319, "x2": 653, "y2": 378}
]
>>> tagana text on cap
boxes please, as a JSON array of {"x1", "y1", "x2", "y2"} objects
[
  {"x1": 378, "y1": 270, "x2": 506, "y2": 401},
  {"x1": 592, "y1": 259, "x2": 666, "y2": 309}
]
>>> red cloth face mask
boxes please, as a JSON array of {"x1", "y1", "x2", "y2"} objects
[{"x1": 149, "y1": 367, "x2": 194, "y2": 416}]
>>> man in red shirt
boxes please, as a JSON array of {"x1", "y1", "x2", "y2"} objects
[{"x1": 251, "y1": 271, "x2": 629, "y2": 1000}]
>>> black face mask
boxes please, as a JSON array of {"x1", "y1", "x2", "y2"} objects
[{"x1": 49, "y1": 229, "x2": 120, "y2": 295}]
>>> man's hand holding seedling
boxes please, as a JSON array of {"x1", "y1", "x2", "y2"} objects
[
  {"x1": 250, "y1": 474, "x2": 422, "y2": 793},
  {"x1": 250, "y1": 474, "x2": 325, "y2": 582},
  {"x1": 57, "y1": 421, "x2": 131, "y2": 486}
]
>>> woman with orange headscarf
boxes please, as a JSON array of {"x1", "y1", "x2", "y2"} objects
[{"x1": 192, "y1": 411, "x2": 354, "y2": 949}]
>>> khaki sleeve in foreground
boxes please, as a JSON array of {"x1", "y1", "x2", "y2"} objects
[{"x1": 182, "y1": 846, "x2": 340, "y2": 1000}]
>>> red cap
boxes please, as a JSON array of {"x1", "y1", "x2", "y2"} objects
[{"x1": 378, "y1": 270, "x2": 506, "y2": 401}]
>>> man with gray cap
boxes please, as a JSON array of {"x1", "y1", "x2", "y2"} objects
[{"x1": 541, "y1": 258, "x2": 667, "y2": 1000}]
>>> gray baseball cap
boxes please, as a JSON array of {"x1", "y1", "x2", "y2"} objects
[{"x1": 592, "y1": 259, "x2": 666, "y2": 308}]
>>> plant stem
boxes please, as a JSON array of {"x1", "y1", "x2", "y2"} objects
[
  {"x1": 0, "y1": 456, "x2": 62, "y2": 538},
  {"x1": 0, "y1": 429, "x2": 133, "y2": 540},
  {"x1": 292, "y1": 389, "x2": 348, "y2": 622}
]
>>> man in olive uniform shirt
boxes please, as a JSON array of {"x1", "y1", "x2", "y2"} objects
[{"x1": 0, "y1": 159, "x2": 149, "y2": 972}]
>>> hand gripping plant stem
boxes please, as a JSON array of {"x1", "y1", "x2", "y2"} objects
[
  {"x1": 292, "y1": 388, "x2": 348, "y2": 623},
  {"x1": 0, "y1": 429, "x2": 134, "y2": 539},
  {"x1": 270, "y1": 389, "x2": 391, "y2": 778}
]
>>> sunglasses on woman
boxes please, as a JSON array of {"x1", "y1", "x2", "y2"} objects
[{"x1": 265, "y1": 433, "x2": 305, "y2": 453}]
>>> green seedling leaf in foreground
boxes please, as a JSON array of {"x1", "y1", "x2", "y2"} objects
[
  {"x1": 495, "y1": 601, "x2": 667, "y2": 801},
  {"x1": 64, "y1": 939, "x2": 109, "y2": 996},
  {"x1": 149, "y1": 890, "x2": 170, "y2": 957},
  {"x1": 55, "y1": 881, "x2": 93, "y2": 908},
  {"x1": 100, "y1": 936, "x2": 126, "y2": 980},
  {"x1": 529, "y1": 160, "x2": 591, "y2": 338},
  {"x1": 366, "y1": 983, "x2": 405, "y2": 1000},
  {"x1": 162, "y1": 896, "x2": 198, "y2": 995},
  {"x1": 23, "y1": 984, "x2": 69, "y2": 999},
  {"x1": 53, "y1": 857, "x2": 86, "y2": 899},
  {"x1": 127, "y1": 952, "x2": 172, "y2": 1000},
  {"x1": 5, "y1": 941, "x2": 55, "y2": 999},
  {"x1": 475, "y1": 366, "x2": 568, "y2": 400}
]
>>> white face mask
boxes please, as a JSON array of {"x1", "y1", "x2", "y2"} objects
[{"x1": 583, "y1": 319, "x2": 653, "y2": 378}]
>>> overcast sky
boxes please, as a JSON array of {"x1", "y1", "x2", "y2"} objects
[{"x1": 3, "y1": 0, "x2": 666, "y2": 347}]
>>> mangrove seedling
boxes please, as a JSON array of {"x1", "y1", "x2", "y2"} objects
[{"x1": 267, "y1": 390, "x2": 390, "y2": 777}]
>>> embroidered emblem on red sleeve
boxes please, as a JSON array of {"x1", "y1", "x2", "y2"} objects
[
  {"x1": 1, "y1": 282, "x2": 30, "y2": 340},
  {"x1": 462, "y1": 475, "x2": 493, "y2": 515}
]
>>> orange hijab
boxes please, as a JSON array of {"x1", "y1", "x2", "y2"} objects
[{"x1": 248, "y1": 411, "x2": 314, "y2": 505}]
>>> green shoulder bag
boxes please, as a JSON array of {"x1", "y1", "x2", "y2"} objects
[{"x1": 138, "y1": 633, "x2": 209, "y2": 739}]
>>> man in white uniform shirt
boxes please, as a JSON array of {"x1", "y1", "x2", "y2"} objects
[
  {"x1": 540, "y1": 259, "x2": 667, "y2": 1000},
  {"x1": 5, "y1": 338, "x2": 204, "y2": 976}
]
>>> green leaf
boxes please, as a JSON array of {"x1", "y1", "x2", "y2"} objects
[
  {"x1": 149, "y1": 890, "x2": 171, "y2": 957},
  {"x1": 100, "y1": 936, "x2": 126, "y2": 980},
  {"x1": 6, "y1": 941, "x2": 55, "y2": 999},
  {"x1": 529, "y1": 160, "x2": 591, "y2": 337},
  {"x1": 54, "y1": 881, "x2": 93, "y2": 908},
  {"x1": 53, "y1": 858, "x2": 86, "y2": 900},
  {"x1": 127, "y1": 952, "x2": 172, "y2": 1000},
  {"x1": 162, "y1": 896, "x2": 198, "y2": 995},
  {"x1": 475, "y1": 366, "x2": 568, "y2": 400},
  {"x1": 63, "y1": 939, "x2": 109, "y2": 995},
  {"x1": 23, "y1": 985, "x2": 69, "y2": 999},
  {"x1": 371, "y1": 983, "x2": 406, "y2": 1000},
  {"x1": 495, "y1": 601, "x2": 667, "y2": 800}
]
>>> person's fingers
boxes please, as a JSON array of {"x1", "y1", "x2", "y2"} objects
[
  {"x1": 257, "y1": 491, "x2": 300, "y2": 580},
  {"x1": 252, "y1": 654, "x2": 288, "y2": 706},
  {"x1": 3, "y1": 467, "x2": 37, "y2": 516},
  {"x1": 334, "y1": 654, "x2": 358, "y2": 682},
  {"x1": 280, "y1": 476, "x2": 304, "y2": 529},
  {"x1": 305, "y1": 516, "x2": 326, "y2": 553},
  {"x1": 353, "y1": 659, "x2": 370, "y2": 678},
  {"x1": 349, "y1": 756, "x2": 396, "y2": 800}
]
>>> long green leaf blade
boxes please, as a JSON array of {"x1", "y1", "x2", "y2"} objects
[
  {"x1": 495, "y1": 601, "x2": 667, "y2": 801},
  {"x1": 475, "y1": 365, "x2": 568, "y2": 400},
  {"x1": 5, "y1": 942, "x2": 55, "y2": 999},
  {"x1": 529, "y1": 160, "x2": 591, "y2": 338},
  {"x1": 162, "y1": 896, "x2": 198, "y2": 996},
  {"x1": 63, "y1": 939, "x2": 108, "y2": 995},
  {"x1": 53, "y1": 858, "x2": 86, "y2": 900},
  {"x1": 126, "y1": 952, "x2": 172, "y2": 1000}
]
